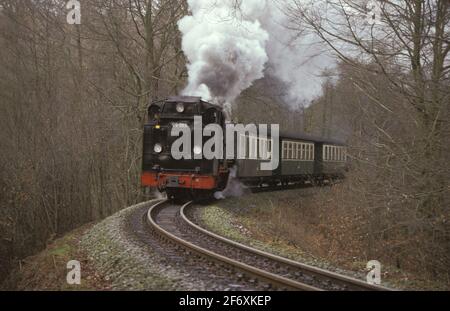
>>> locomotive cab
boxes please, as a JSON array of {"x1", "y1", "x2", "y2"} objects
[{"x1": 141, "y1": 96, "x2": 229, "y2": 200}]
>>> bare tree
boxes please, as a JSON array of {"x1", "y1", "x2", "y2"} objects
[{"x1": 290, "y1": 0, "x2": 449, "y2": 279}]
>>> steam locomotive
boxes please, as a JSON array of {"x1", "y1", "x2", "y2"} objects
[{"x1": 141, "y1": 96, "x2": 348, "y2": 200}]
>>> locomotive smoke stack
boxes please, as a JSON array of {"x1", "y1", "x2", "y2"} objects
[{"x1": 178, "y1": 0, "x2": 270, "y2": 107}]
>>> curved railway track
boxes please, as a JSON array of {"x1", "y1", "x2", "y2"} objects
[{"x1": 146, "y1": 200, "x2": 391, "y2": 291}]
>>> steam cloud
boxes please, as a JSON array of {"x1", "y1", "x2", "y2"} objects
[
  {"x1": 178, "y1": 0, "x2": 335, "y2": 108},
  {"x1": 178, "y1": 0, "x2": 270, "y2": 105}
]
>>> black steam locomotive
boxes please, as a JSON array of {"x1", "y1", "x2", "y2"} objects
[{"x1": 142, "y1": 96, "x2": 347, "y2": 199}]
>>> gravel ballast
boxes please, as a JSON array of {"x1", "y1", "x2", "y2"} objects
[{"x1": 80, "y1": 200, "x2": 208, "y2": 290}]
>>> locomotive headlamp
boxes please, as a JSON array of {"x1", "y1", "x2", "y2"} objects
[
  {"x1": 176, "y1": 103, "x2": 185, "y2": 113},
  {"x1": 154, "y1": 143, "x2": 163, "y2": 153},
  {"x1": 193, "y1": 145, "x2": 202, "y2": 155}
]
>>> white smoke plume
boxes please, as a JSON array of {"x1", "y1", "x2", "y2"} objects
[
  {"x1": 214, "y1": 166, "x2": 250, "y2": 200},
  {"x1": 178, "y1": 0, "x2": 270, "y2": 106},
  {"x1": 178, "y1": 0, "x2": 336, "y2": 108},
  {"x1": 263, "y1": 2, "x2": 336, "y2": 106}
]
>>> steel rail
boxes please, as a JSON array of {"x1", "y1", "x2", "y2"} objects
[
  {"x1": 147, "y1": 200, "x2": 321, "y2": 291},
  {"x1": 180, "y1": 203, "x2": 392, "y2": 291}
]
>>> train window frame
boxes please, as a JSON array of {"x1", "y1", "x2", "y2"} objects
[
  {"x1": 285, "y1": 142, "x2": 289, "y2": 159},
  {"x1": 246, "y1": 136, "x2": 250, "y2": 159},
  {"x1": 268, "y1": 140, "x2": 272, "y2": 160},
  {"x1": 287, "y1": 142, "x2": 290, "y2": 159},
  {"x1": 238, "y1": 135, "x2": 246, "y2": 159},
  {"x1": 258, "y1": 138, "x2": 271, "y2": 160},
  {"x1": 249, "y1": 136, "x2": 258, "y2": 160},
  {"x1": 282, "y1": 141, "x2": 315, "y2": 161},
  {"x1": 259, "y1": 138, "x2": 265, "y2": 160}
]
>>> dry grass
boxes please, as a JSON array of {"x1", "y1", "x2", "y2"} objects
[
  {"x1": 1, "y1": 224, "x2": 111, "y2": 291},
  {"x1": 209, "y1": 185, "x2": 449, "y2": 290}
]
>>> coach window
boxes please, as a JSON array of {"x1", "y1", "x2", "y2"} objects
[
  {"x1": 260, "y1": 139, "x2": 268, "y2": 160},
  {"x1": 249, "y1": 137, "x2": 257, "y2": 159},
  {"x1": 311, "y1": 145, "x2": 315, "y2": 161},
  {"x1": 260, "y1": 139, "x2": 265, "y2": 160},
  {"x1": 267, "y1": 140, "x2": 272, "y2": 159},
  {"x1": 238, "y1": 135, "x2": 245, "y2": 159},
  {"x1": 282, "y1": 142, "x2": 287, "y2": 159}
]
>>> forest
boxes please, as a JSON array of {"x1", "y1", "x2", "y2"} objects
[{"x1": 0, "y1": 0, "x2": 448, "y2": 286}]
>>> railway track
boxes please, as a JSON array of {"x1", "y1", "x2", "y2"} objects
[{"x1": 147, "y1": 200, "x2": 391, "y2": 291}]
